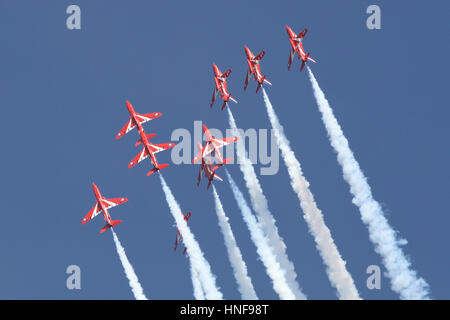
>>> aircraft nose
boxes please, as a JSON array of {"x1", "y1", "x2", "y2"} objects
[{"x1": 126, "y1": 101, "x2": 133, "y2": 111}]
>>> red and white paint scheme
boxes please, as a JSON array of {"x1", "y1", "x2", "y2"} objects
[
  {"x1": 244, "y1": 46, "x2": 272, "y2": 93},
  {"x1": 116, "y1": 100, "x2": 175, "y2": 176},
  {"x1": 82, "y1": 183, "x2": 128, "y2": 234},
  {"x1": 116, "y1": 101, "x2": 162, "y2": 140},
  {"x1": 192, "y1": 124, "x2": 238, "y2": 165},
  {"x1": 286, "y1": 25, "x2": 317, "y2": 72},
  {"x1": 128, "y1": 127, "x2": 175, "y2": 176},
  {"x1": 174, "y1": 211, "x2": 191, "y2": 255},
  {"x1": 197, "y1": 156, "x2": 224, "y2": 190},
  {"x1": 210, "y1": 64, "x2": 238, "y2": 111}
]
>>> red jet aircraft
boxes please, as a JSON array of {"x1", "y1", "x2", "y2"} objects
[
  {"x1": 210, "y1": 64, "x2": 238, "y2": 111},
  {"x1": 128, "y1": 128, "x2": 175, "y2": 176},
  {"x1": 197, "y1": 156, "x2": 224, "y2": 190},
  {"x1": 174, "y1": 211, "x2": 191, "y2": 254},
  {"x1": 116, "y1": 101, "x2": 162, "y2": 140},
  {"x1": 286, "y1": 26, "x2": 317, "y2": 72},
  {"x1": 116, "y1": 100, "x2": 175, "y2": 176},
  {"x1": 192, "y1": 125, "x2": 238, "y2": 165},
  {"x1": 82, "y1": 183, "x2": 128, "y2": 234},
  {"x1": 244, "y1": 46, "x2": 272, "y2": 93}
]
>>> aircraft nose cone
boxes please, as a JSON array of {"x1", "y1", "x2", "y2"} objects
[{"x1": 126, "y1": 101, "x2": 133, "y2": 112}]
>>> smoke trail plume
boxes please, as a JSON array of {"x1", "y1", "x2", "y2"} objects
[
  {"x1": 212, "y1": 185, "x2": 258, "y2": 300},
  {"x1": 225, "y1": 169, "x2": 296, "y2": 299},
  {"x1": 226, "y1": 107, "x2": 306, "y2": 299},
  {"x1": 307, "y1": 67, "x2": 430, "y2": 299},
  {"x1": 190, "y1": 261, "x2": 205, "y2": 300},
  {"x1": 159, "y1": 173, "x2": 223, "y2": 300},
  {"x1": 261, "y1": 88, "x2": 361, "y2": 300},
  {"x1": 111, "y1": 229, "x2": 148, "y2": 300}
]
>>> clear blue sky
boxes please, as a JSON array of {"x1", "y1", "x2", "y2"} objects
[{"x1": 0, "y1": 1, "x2": 448, "y2": 299}]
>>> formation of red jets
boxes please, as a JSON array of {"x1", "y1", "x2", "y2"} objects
[{"x1": 82, "y1": 26, "x2": 316, "y2": 247}]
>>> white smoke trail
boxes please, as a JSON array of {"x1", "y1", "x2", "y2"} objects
[
  {"x1": 158, "y1": 173, "x2": 223, "y2": 300},
  {"x1": 225, "y1": 169, "x2": 296, "y2": 300},
  {"x1": 190, "y1": 260, "x2": 205, "y2": 300},
  {"x1": 307, "y1": 67, "x2": 430, "y2": 300},
  {"x1": 227, "y1": 107, "x2": 306, "y2": 300},
  {"x1": 261, "y1": 88, "x2": 361, "y2": 300},
  {"x1": 211, "y1": 185, "x2": 258, "y2": 300},
  {"x1": 111, "y1": 229, "x2": 148, "y2": 300}
]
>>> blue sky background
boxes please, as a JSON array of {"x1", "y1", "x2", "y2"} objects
[{"x1": 0, "y1": 1, "x2": 448, "y2": 299}]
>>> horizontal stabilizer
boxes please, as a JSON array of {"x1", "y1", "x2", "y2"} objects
[
  {"x1": 221, "y1": 101, "x2": 228, "y2": 111},
  {"x1": 300, "y1": 61, "x2": 306, "y2": 72},
  {"x1": 222, "y1": 158, "x2": 233, "y2": 165},
  {"x1": 256, "y1": 82, "x2": 262, "y2": 93},
  {"x1": 100, "y1": 220, "x2": 122, "y2": 234},
  {"x1": 135, "y1": 133, "x2": 157, "y2": 146},
  {"x1": 147, "y1": 163, "x2": 169, "y2": 176},
  {"x1": 158, "y1": 163, "x2": 170, "y2": 171},
  {"x1": 229, "y1": 95, "x2": 238, "y2": 104}
]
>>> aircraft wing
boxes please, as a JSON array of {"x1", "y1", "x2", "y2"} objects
[
  {"x1": 244, "y1": 70, "x2": 250, "y2": 91},
  {"x1": 116, "y1": 112, "x2": 162, "y2": 139},
  {"x1": 211, "y1": 136, "x2": 239, "y2": 148},
  {"x1": 297, "y1": 28, "x2": 308, "y2": 39},
  {"x1": 193, "y1": 144, "x2": 214, "y2": 163},
  {"x1": 222, "y1": 69, "x2": 232, "y2": 78},
  {"x1": 255, "y1": 50, "x2": 266, "y2": 61},
  {"x1": 100, "y1": 197, "x2": 128, "y2": 211},
  {"x1": 116, "y1": 118, "x2": 136, "y2": 139},
  {"x1": 135, "y1": 112, "x2": 162, "y2": 125},
  {"x1": 149, "y1": 142, "x2": 175, "y2": 154},
  {"x1": 129, "y1": 147, "x2": 149, "y2": 168},
  {"x1": 82, "y1": 201, "x2": 102, "y2": 224}
]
